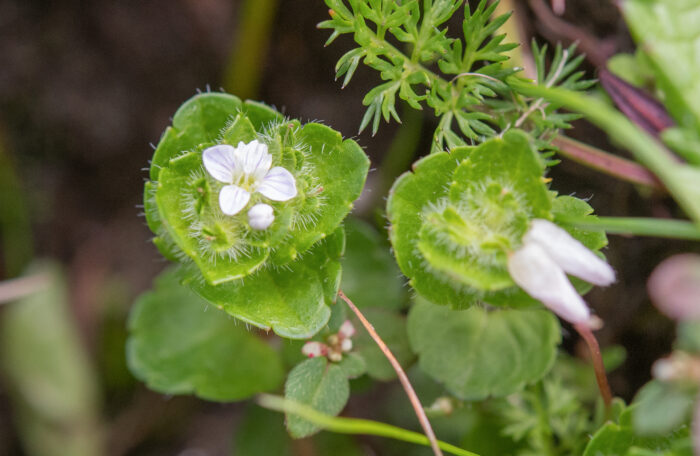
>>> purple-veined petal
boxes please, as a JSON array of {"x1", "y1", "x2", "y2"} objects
[
  {"x1": 258, "y1": 167, "x2": 297, "y2": 201},
  {"x1": 202, "y1": 144, "x2": 236, "y2": 183},
  {"x1": 525, "y1": 219, "x2": 616, "y2": 286},
  {"x1": 507, "y1": 242, "x2": 591, "y2": 325},
  {"x1": 233, "y1": 139, "x2": 272, "y2": 179},
  {"x1": 247, "y1": 203, "x2": 275, "y2": 230},
  {"x1": 219, "y1": 185, "x2": 250, "y2": 216}
]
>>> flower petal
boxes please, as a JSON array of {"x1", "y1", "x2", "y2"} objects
[
  {"x1": 247, "y1": 203, "x2": 275, "y2": 230},
  {"x1": 508, "y1": 242, "x2": 591, "y2": 325},
  {"x1": 258, "y1": 167, "x2": 297, "y2": 201},
  {"x1": 202, "y1": 144, "x2": 236, "y2": 183},
  {"x1": 219, "y1": 185, "x2": 250, "y2": 216},
  {"x1": 233, "y1": 139, "x2": 272, "y2": 180},
  {"x1": 525, "y1": 219, "x2": 616, "y2": 286}
]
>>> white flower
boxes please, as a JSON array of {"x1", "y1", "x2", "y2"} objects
[
  {"x1": 507, "y1": 219, "x2": 616, "y2": 326},
  {"x1": 202, "y1": 140, "x2": 297, "y2": 217},
  {"x1": 248, "y1": 203, "x2": 274, "y2": 230}
]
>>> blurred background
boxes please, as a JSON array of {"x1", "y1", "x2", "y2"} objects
[{"x1": 0, "y1": 0, "x2": 695, "y2": 454}]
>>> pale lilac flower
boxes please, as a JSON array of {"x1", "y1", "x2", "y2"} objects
[
  {"x1": 202, "y1": 140, "x2": 297, "y2": 218},
  {"x1": 507, "y1": 219, "x2": 616, "y2": 326},
  {"x1": 248, "y1": 203, "x2": 275, "y2": 230}
]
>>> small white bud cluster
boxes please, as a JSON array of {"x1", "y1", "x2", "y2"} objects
[
  {"x1": 507, "y1": 219, "x2": 616, "y2": 326},
  {"x1": 302, "y1": 320, "x2": 356, "y2": 362}
]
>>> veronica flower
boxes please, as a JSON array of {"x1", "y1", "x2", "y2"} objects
[
  {"x1": 202, "y1": 140, "x2": 297, "y2": 228},
  {"x1": 302, "y1": 320, "x2": 356, "y2": 362},
  {"x1": 507, "y1": 219, "x2": 615, "y2": 326}
]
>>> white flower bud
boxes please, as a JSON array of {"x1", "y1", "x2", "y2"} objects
[
  {"x1": 301, "y1": 341, "x2": 326, "y2": 358},
  {"x1": 508, "y1": 242, "x2": 591, "y2": 325},
  {"x1": 248, "y1": 203, "x2": 274, "y2": 230},
  {"x1": 340, "y1": 338, "x2": 353, "y2": 352},
  {"x1": 524, "y1": 219, "x2": 616, "y2": 286},
  {"x1": 338, "y1": 320, "x2": 356, "y2": 338}
]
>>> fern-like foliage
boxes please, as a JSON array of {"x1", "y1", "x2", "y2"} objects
[{"x1": 319, "y1": 0, "x2": 594, "y2": 153}]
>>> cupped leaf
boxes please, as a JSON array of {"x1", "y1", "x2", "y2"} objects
[
  {"x1": 284, "y1": 357, "x2": 350, "y2": 438},
  {"x1": 146, "y1": 93, "x2": 369, "y2": 287},
  {"x1": 407, "y1": 299, "x2": 560, "y2": 400},
  {"x1": 183, "y1": 228, "x2": 345, "y2": 339},
  {"x1": 341, "y1": 218, "x2": 405, "y2": 310},
  {"x1": 126, "y1": 267, "x2": 284, "y2": 401},
  {"x1": 150, "y1": 92, "x2": 243, "y2": 181},
  {"x1": 388, "y1": 131, "x2": 552, "y2": 308},
  {"x1": 269, "y1": 123, "x2": 370, "y2": 263}
]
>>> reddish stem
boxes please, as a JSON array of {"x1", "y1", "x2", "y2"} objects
[
  {"x1": 574, "y1": 323, "x2": 613, "y2": 412},
  {"x1": 338, "y1": 290, "x2": 444, "y2": 456},
  {"x1": 552, "y1": 136, "x2": 665, "y2": 191}
]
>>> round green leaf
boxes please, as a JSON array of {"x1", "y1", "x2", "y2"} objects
[
  {"x1": 284, "y1": 357, "x2": 350, "y2": 438},
  {"x1": 407, "y1": 299, "x2": 560, "y2": 400},
  {"x1": 183, "y1": 228, "x2": 345, "y2": 339},
  {"x1": 126, "y1": 268, "x2": 284, "y2": 402},
  {"x1": 145, "y1": 93, "x2": 368, "y2": 288}
]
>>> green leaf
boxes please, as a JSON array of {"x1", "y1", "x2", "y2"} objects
[
  {"x1": 407, "y1": 299, "x2": 560, "y2": 400},
  {"x1": 150, "y1": 92, "x2": 243, "y2": 181},
  {"x1": 341, "y1": 218, "x2": 405, "y2": 310},
  {"x1": 623, "y1": 0, "x2": 700, "y2": 131},
  {"x1": 284, "y1": 357, "x2": 350, "y2": 438},
  {"x1": 336, "y1": 353, "x2": 367, "y2": 379},
  {"x1": 183, "y1": 227, "x2": 345, "y2": 339},
  {"x1": 146, "y1": 93, "x2": 369, "y2": 287},
  {"x1": 126, "y1": 267, "x2": 284, "y2": 401},
  {"x1": 387, "y1": 131, "x2": 555, "y2": 309},
  {"x1": 632, "y1": 380, "x2": 697, "y2": 436},
  {"x1": 352, "y1": 308, "x2": 414, "y2": 381},
  {"x1": 584, "y1": 406, "x2": 691, "y2": 456},
  {"x1": 0, "y1": 263, "x2": 103, "y2": 456}
]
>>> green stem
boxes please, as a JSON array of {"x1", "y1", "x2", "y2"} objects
[
  {"x1": 222, "y1": 0, "x2": 278, "y2": 99},
  {"x1": 509, "y1": 80, "x2": 700, "y2": 227},
  {"x1": 257, "y1": 395, "x2": 479, "y2": 456},
  {"x1": 560, "y1": 216, "x2": 700, "y2": 241}
]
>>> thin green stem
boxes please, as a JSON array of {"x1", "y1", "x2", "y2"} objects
[
  {"x1": 560, "y1": 216, "x2": 700, "y2": 241},
  {"x1": 509, "y1": 80, "x2": 700, "y2": 227},
  {"x1": 257, "y1": 395, "x2": 479, "y2": 456}
]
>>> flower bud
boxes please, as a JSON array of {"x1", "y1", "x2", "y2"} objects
[
  {"x1": 508, "y1": 242, "x2": 591, "y2": 325},
  {"x1": 248, "y1": 203, "x2": 275, "y2": 230},
  {"x1": 302, "y1": 341, "x2": 327, "y2": 358}
]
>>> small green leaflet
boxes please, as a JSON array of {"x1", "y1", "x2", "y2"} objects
[{"x1": 126, "y1": 267, "x2": 284, "y2": 401}]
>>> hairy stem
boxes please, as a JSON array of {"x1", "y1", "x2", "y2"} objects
[
  {"x1": 338, "y1": 290, "x2": 444, "y2": 456},
  {"x1": 552, "y1": 136, "x2": 664, "y2": 190},
  {"x1": 574, "y1": 323, "x2": 612, "y2": 412}
]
